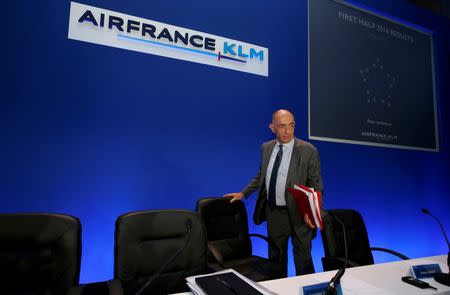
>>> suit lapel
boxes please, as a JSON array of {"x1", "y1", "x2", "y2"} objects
[
  {"x1": 261, "y1": 140, "x2": 276, "y2": 180},
  {"x1": 287, "y1": 138, "x2": 303, "y2": 188}
]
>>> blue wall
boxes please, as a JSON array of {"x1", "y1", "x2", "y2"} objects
[{"x1": 3, "y1": 0, "x2": 449, "y2": 283}]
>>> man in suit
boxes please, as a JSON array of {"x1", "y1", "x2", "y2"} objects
[{"x1": 225, "y1": 109, "x2": 323, "y2": 276}]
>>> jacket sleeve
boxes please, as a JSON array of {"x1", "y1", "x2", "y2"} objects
[{"x1": 306, "y1": 147, "x2": 324, "y2": 193}]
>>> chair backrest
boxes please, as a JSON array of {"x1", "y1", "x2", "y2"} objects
[
  {"x1": 321, "y1": 209, "x2": 374, "y2": 270},
  {"x1": 114, "y1": 210, "x2": 207, "y2": 295},
  {"x1": 196, "y1": 197, "x2": 252, "y2": 261},
  {"x1": 0, "y1": 213, "x2": 81, "y2": 295}
]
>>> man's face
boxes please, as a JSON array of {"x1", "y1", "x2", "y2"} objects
[{"x1": 270, "y1": 111, "x2": 295, "y2": 143}]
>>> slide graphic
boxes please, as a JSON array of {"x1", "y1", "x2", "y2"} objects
[{"x1": 309, "y1": 0, "x2": 438, "y2": 151}]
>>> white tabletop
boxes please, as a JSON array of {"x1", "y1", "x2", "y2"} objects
[{"x1": 173, "y1": 254, "x2": 450, "y2": 295}]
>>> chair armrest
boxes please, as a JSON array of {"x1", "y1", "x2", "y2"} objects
[
  {"x1": 207, "y1": 242, "x2": 225, "y2": 267},
  {"x1": 249, "y1": 233, "x2": 281, "y2": 262},
  {"x1": 370, "y1": 247, "x2": 409, "y2": 260}
]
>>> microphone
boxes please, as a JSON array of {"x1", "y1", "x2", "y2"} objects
[
  {"x1": 326, "y1": 214, "x2": 347, "y2": 295},
  {"x1": 421, "y1": 208, "x2": 450, "y2": 286},
  {"x1": 135, "y1": 219, "x2": 193, "y2": 295}
]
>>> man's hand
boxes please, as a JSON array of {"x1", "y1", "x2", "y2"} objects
[
  {"x1": 304, "y1": 214, "x2": 316, "y2": 229},
  {"x1": 223, "y1": 192, "x2": 244, "y2": 203}
]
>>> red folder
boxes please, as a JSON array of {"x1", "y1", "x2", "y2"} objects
[{"x1": 287, "y1": 184, "x2": 323, "y2": 230}]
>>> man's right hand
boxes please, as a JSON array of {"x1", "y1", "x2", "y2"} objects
[
  {"x1": 223, "y1": 192, "x2": 244, "y2": 203},
  {"x1": 304, "y1": 214, "x2": 316, "y2": 229}
]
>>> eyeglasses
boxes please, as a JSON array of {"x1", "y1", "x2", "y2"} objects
[{"x1": 275, "y1": 123, "x2": 295, "y2": 130}]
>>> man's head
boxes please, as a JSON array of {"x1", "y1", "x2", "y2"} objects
[{"x1": 269, "y1": 109, "x2": 296, "y2": 143}]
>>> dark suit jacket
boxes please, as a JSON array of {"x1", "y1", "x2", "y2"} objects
[{"x1": 241, "y1": 137, "x2": 323, "y2": 240}]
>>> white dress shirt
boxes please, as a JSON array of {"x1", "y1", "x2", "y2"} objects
[{"x1": 265, "y1": 138, "x2": 294, "y2": 206}]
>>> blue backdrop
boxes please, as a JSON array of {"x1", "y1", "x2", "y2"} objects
[{"x1": 3, "y1": 0, "x2": 450, "y2": 283}]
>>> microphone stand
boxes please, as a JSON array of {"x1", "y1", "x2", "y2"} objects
[
  {"x1": 422, "y1": 208, "x2": 450, "y2": 286},
  {"x1": 326, "y1": 215, "x2": 347, "y2": 295}
]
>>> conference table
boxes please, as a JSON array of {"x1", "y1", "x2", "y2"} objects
[{"x1": 173, "y1": 254, "x2": 450, "y2": 294}]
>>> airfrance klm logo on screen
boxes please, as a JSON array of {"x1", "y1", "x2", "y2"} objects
[{"x1": 68, "y1": 2, "x2": 268, "y2": 76}]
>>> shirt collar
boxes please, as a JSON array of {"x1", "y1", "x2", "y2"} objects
[{"x1": 276, "y1": 138, "x2": 294, "y2": 150}]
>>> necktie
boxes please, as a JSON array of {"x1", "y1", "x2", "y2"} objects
[{"x1": 268, "y1": 145, "x2": 283, "y2": 208}]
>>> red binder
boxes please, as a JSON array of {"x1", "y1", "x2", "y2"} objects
[{"x1": 287, "y1": 184, "x2": 323, "y2": 230}]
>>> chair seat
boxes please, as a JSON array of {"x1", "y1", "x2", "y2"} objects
[
  {"x1": 197, "y1": 197, "x2": 284, "y2": 282},
  {"x1": 320, "y1": 209, "x2": 408, "y2": 271},
  {"x1": 0, "y1": 213, "x2": 81, "y2": 295},
  {"x1": 114, "y1": 210, "x2": 207, "y2": 294},
  {"x1": 208, "y1": 255, "x2": 284, "y2": 282},
  {"x1": 67, "y1": 280, "x2": 123, "y2": 295}
]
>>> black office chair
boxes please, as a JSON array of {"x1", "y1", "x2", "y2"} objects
[
  {"x1": 320, "y1": 209, "x2": 409, "y2": 271},
  {"x1": 196, "y1": 197, "x2": 284, "y2": 282},
  {"x1": 114, "y1": 210, "x2": 207, "y2": 295},
  {"x1": 0, "y1": 213, "x2": 81, "y2": 295}
]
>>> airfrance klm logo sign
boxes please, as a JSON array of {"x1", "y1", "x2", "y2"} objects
[{"x1": 68, "y1": 2, "x2": 268, "y2": 76}]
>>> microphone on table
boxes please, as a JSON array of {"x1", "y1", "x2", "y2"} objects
[
  {"x1": 421, "y1": 208, "x2": 450, "y2": 286},
  {"x1": 135, "y1": 219, "x2": 193, "y2": 295},
  {"x1": 326, "y1": 214, "x2": 347, "y2": 295}
]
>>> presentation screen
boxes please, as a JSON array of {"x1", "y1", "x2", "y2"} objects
[{"x1": 308, "y1": 0, "x2": 439, "y2": 151}]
